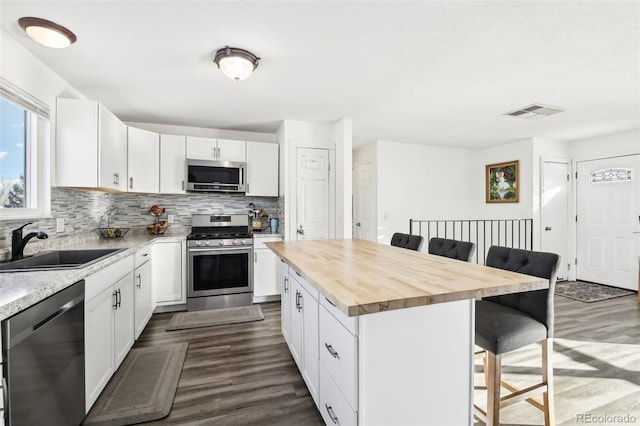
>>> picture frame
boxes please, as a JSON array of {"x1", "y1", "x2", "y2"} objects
[{"x1": 486, "y1": 160, "x2": 519, "y2": 203}]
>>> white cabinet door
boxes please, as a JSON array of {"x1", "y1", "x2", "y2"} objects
[
  {"x1": 152, "y1": 240, "x2": 186, "y2": 305},
  {"x1": 246, "y1": 142, "x2": 278, "y2": 196},
  {"x1": 279, "y1": 259, "x2": 291, "y2": 344},
  {"x1": 289, "y1": 277, "x2": 304, "y2": 371},
  {"x1": 186, "y1": 136, "x2": 217, "y2": 160},
  {"x1": 160, "y1": 134, "x2": 186, "y2": 194},
  {"x1": 128, "y1": 127, "x2": 160, "y2": 193},
  {"x1": 134, "y1": 259, "x2": 153, "y2": 339},
  {"x1": 217, "y1": 139, "x2": 246, "y2": 162},
  {"x1": 300, "y1": 282, "x2": 319, "y2": 405},
  {"x1": 253, "y1": 236, "x2": 282, "y2": 303},
  {"x1": 56, "y1": 98, "x2": 99, "y2": 187},
  {"x1": 113, "y1": 271, "x2": 135, "y2": 369},
  {"x1": 98, "y1": 104, "x2": 128, "y2": 190},
  {"x1": 56, "y1": 98, "x2": 127, "y2": 191},
  {"x1": 84, "y1": 286, "x2": 115, "y2": 413}
]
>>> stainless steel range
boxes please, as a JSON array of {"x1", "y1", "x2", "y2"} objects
[{"x1": 187, "y1": 214, "x2": 253, "y2": 311}]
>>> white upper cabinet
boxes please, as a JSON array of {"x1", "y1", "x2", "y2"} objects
[
  {"x1": 56, "y1": 98, "x2": 127, "y2": 191},
  {"x1": 127, "y1": 126, "x2": 159, "y2": 193},
  {"x1": 186, "y1": 136, "x2": 246, "y2": 162},
  {"x1": 246, "y1": 141, "x2": 279, "y2": 197},
  {"x1": 159, "y1": 134, "x2": 186, "y2": 194},
  {"x1": 216, "y1": 138, "x2": 246, "y2": 162}
]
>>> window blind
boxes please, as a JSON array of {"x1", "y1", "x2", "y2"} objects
[{"x1": 0, "y1": 77, "x2": 50, "y2": 119}]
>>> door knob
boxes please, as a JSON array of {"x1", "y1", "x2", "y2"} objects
[{"x1": 545, "y1": 226, "x2": 552, "y2": 231}]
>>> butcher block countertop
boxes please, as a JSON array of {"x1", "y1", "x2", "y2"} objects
[{"x1": 266, "y1": 239, "x2": 548, "y2": 317}]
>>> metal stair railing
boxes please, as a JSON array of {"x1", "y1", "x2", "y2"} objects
[{"x1": 409, "y1": 218, "x2": 533, "y2": 264}]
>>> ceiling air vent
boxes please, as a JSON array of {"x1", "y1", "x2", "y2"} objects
[{"x1": 504, "y1": 103, "x2": 565, "y2": 120}]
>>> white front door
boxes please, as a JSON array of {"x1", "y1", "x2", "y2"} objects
[
  {"x1": 354, "y1": 163, "x2": 376, "y2": 241},
  {"x1": 540, "y1": 160, "x2": 571, "y2": 281},
  {"x1": 577, "y1": 154, "x2": 640, "y2": 290},
  {"x1": 296, "y1": 148, "x2": 330, "y2": 240}
]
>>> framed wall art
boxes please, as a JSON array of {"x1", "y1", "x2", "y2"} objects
[{"x1": 486, "y1": 160, "x2": 519, "y2": 203}]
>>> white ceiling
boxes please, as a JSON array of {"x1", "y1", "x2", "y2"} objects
[{"x1": 1, "y1": 1, "x2": 638, "y2": 149}]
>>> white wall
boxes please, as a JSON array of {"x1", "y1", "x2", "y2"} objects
[
  {"x1": 278, "y1": 119, "x2": 351, "y2": 241},
  {"x1": 375, "y1": 141, "x2": 471, "y2": 245},
  {"x1": 334, "y1": 118, "x2": 353, "y2": 239},
  {"x1": 570, "y1": 129, "x2": 640, "y2": 159}
]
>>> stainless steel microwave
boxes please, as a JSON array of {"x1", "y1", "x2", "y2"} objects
[{"x1": 186, "y1": 159, "x2": 245, "y2": 193}]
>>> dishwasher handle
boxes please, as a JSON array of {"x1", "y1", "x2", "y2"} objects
[
  {"x1": 33, "y1": 296, "x2": 83, "y2": 332},
  {"x1": 5, "y1": 280, "x2": 85, "y2": 349}
]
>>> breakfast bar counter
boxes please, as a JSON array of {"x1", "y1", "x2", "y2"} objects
[
  {"x1": 267, "y1": 239, "x2": 548, "y2": 316},
  {"x1": 266, "y1": 239, "x2": 548, "y2": 426}
]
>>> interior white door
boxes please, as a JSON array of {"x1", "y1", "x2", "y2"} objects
[
  {"x1": 540, "y1": 160, "x2": 570, "y2": 281},
  {"x1": 577, "y1": 154, "x2": 640, "y2": 290},
  {"x1": 354, "y1": 163, "x2": 375, "y2": 241},
  {"x1": 296, "y1": 148, "x2": 330, "y2": 240}
]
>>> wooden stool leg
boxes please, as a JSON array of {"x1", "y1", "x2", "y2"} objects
[
  {"x1": 542, "y1": 338, "x2": 555, "y2": 426},
  {"x1": 486, "y1": 352, "x2": 502, "y2": 426}
]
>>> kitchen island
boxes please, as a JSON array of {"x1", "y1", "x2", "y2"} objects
[{"x1": 267, "y1": 239, "x2": 547, "y2": 426}]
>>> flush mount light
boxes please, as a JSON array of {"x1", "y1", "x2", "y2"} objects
[
  {"x1": 213, "y1": 46, "x2": 260, "y2": 81},
  {"x1": 18, "y1": 17, "x2": 77, "y2": 48}
]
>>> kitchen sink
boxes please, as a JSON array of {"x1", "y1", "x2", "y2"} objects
[{"x1": 0, "y1": 248, "x2": 126, "y2": 272}]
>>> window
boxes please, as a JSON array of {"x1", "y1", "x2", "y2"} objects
[
  {"x1": 0, "y1": 98, "x2": 27, "y2": 208},
  {"x1": 0, "y1": 78, "x2": 50, "y2": 218}
]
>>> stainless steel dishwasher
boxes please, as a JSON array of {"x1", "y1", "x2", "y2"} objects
[{"x1": 1, "y1": 280, "x2": 85, "y2": 426}]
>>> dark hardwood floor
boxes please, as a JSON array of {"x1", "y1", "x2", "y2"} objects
[
  {"x1": 131, "y1": 294, "x2": 639, "y2": 425},
  {"x1": 138, "y1": 302, "x2": 323, "y2": 425}
]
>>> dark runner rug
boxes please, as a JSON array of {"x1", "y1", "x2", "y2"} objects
[
  {"x1": 83, "y1": 342, "x2": 188, "y2": 426},
  {"x1": 166, "y1": 304, "x2": 264, "y2": 331},
  {"x1": 555, "y1": 280, "x2": 635, "y2": 303}
]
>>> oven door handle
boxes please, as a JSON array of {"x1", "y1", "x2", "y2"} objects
[{"x1": 188, "y1": 247, "x2": 252, "y2": 253}]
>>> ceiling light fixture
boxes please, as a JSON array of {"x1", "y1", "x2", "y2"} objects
[
  {"x1": 213, "y1": 46, "x2": 260, "y2": 81},
  {"x1": 18, "y1": 17, "x2": 77, "y2": 48}
]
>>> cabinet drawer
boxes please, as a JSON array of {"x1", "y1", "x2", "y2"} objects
[
  {"x1": 320, "y1": 294, "x2": 358, "y2": 335},
  {"x1": 134, "y1": 246, "x2": 151, "y2": 267},
  {"x1": 253, "y1": 236, "x2": 282, "y2": 250},
  {"x1": 289, "y1": 269, "x2": 318, "y2": 301},
  {"x1": 85, "y1": 255, "x2": 133, "y2": 301},
  {"x1": 320, "y1": 363, "x2": 357, "y2": 426},
  {"x1": 319, "y1": 305, "x2": 358, "y2": 410}
]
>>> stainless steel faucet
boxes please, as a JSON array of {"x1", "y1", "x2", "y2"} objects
[{"x1": 11, "y1": 222, "x2": 48, "y2": 261}]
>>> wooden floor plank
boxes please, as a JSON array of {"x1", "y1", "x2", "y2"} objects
[{"x1": 125, "y1": 294, "x2": 640, "y2": 425}]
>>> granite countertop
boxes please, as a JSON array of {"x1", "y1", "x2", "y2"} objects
[
  {"x1": 0, "y1": 232, "x2": 186, "y2": 322},
  {"x1": 267, "y1": 239, "x2": 549, "y2": 317}
]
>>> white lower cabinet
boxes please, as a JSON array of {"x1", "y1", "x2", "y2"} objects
[
  {"x1": 289, "y1": 270, "x2": 320, "y2": 405},
  {"x1": 152, "y1": 240, "x2": 186, "y2": 306},
  {"x1": 279, "y1": 259, "x2": 291, "y2": 344},
  {"x1": 134, "y1": 247, "x2": 153, "y2": 339},
  {"x1": 0, "y1": 330, "x2": 5, "y2": 425},
  {"x1": 320, "y1": 364, "x2": 358, "y2": 426},
  {"x1": 279, "y1": 259, "x2": 472, "y2": 425},
  {"x1": 84, "y1": 255, "x2": 135, "y2": 413},
  {"x1": 253, "y1": 236, "x2": 282, "y2": 302}
]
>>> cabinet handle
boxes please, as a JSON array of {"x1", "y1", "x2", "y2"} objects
[
  {"x1": 324, "y1": 403, "x2": 339, "y2": 424},
  {"x1": 117, "y1": 289, "x2": 122, "y2": 308},
  {"x1": 217, "y1": 147, "x2": 221, "y2": 158},
  {"x1": 137, "y1": 273, "x2": 141, "y2": 289},
  {"x1": 212, "y1": 146, "x2": 216, "y2": 159},
  {"x1": 130, "y1": 177, "x2": 134, "y2": 189},
  {"x1": 246, "y1": 183, "x2": 249, "y2": 193},
  {"x1": 324, "y1": 296, "x2": 337, "y2": 307},
  {"x1": 298, "y1": 292, "x2": 303, "y2": 312},
  {"x1": 112, "y1": 291, "x2": 118, "y2": 309},
  {"x1": 116, "y1": 172, "x2": 120, "y2": 185},
  {"x1": 283, "y1": 276, "x2": 288, "y2": 293},
  {"x1": 113, "y1": 172, "x2": 118, "y2": 185},
  {"x1": 324, "y1": 343, "x2": 339, "y2": 359},
  {"x1": 254, "y1": 252, "x2": 258, "y2": 263},
  {"x1": 182, "y1": 180, "x2": 185, "y2": 190}
]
